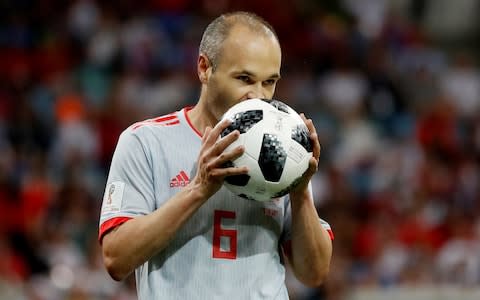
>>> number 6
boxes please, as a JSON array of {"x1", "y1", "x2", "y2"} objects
[{"x1": 212, "y1": 210, "x2": 237, "y2": 259}]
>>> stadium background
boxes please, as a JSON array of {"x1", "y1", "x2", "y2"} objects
[{"x1": 0, "y1": 0, "x2": 479, "y2": 299}]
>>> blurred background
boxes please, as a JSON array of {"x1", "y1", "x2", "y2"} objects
[{"x1": 0, "y1": 0, "x2": 479, "y2": 299}]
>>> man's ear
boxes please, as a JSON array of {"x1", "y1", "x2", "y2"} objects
[{"x1": 198, "y1": 54, "x2": 212, "y2": 84}]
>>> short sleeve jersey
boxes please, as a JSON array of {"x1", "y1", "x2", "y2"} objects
[{"x1": 99, "y1": 107, "x2": 333, "y2": 300}]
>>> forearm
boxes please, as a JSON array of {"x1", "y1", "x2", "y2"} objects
[
  {"x1": 102, "y1": 183, "x2": 208, "y2": 280},
  {"x1": 289, "y1": 190, "x2": 332, "y2": 287}
]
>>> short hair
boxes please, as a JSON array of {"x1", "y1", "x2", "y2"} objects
[{"x1": 199, "y1": 11, "x2": 279, "y2": 71}]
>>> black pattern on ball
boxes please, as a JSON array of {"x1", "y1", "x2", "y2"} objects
[
  {"x1": 291, "y1": 125, "x2": 313, "y2": 152},
  {"x1": 222, "y1": 161, "x2": 251, "y2": 186},
  {"x1": 222, "y1": 161, "x2": 234, "y2": 169},
  {"x1": 221, "y1": 110, "x2": 263, "y2": 137},
  {"x1": 262, "y1": 99, "x2": 290, "y2": 114},
  {"x1": 259, "y1": 134, "x2": 286, "y2": 182},
  {"x1": 225, "y1": 174, "x2": 251, "y2": 186}
]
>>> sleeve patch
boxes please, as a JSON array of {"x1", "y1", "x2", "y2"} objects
[{"x1": 101, "y1": 181, "x2": 125, "y2": 214}]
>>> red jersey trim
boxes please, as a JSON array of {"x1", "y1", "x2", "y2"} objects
[
  {"x1": 326, "y1": 229, "x2": 334, "y2": 240},
  {"x1": 152, "y1": 115, "x2": 177, "y2": 123},
  {"x1": 98, "y1": 216, "x2": 133, "y2": 244},
  {"x1": 184, "y1": 106, "x2": 202, "y2": 138},
  {"x1": 165, "y1": 120, "x2": 180, "y2": 126},
  {"x1": 131, "y1": 113, "x2": 179, "y2": 130}
]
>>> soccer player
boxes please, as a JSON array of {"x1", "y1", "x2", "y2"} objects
[{"x1": 99, "y1": 11, "x2": 333, "y2": 299}]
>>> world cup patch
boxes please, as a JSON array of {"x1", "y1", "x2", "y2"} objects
[
  {"x1": 263, "y1": 198, "x2": 282, "y2": 218},
  {"x1": 101, "y1": 181, "x2": 125, "y2": 214}
]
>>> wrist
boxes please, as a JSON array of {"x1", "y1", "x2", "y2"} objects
[
  {"x1": 290, "y1": 187, "x2": 310, "y2": 203},
  {"x1": 289, "y1": 190, "x2": 317, "y2": 219},
  {"x1": 186, "y1": 180, "x2": 213, "y2": 203}
]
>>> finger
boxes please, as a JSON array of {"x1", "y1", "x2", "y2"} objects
[
  {"x1": 310, "y1": 131, "x2": 321, "y2": 160},
  {"x1": 301, "y1": 113, "x2": 316, "y2": 135},
  {"x1": 211, "y1": 145, "x2": 245, "y2": 168},
  {"x1": 210, "y1": 130, "x2": 240, "y2": 156},
  {"x1": 300, "y1": 113, "x2": 307, "y2": 123},
  {"x1": 205, "y1": 119, "x2": 231, "y2": 146},
  {"x1": 297, "y1": 157, "x2": 317, "y2": 185},
  {"x1": 300, "y1": 113, "x2": 321, "y2": 159},
  {"x1": 308, "y1": 156, "x2": 319, "y2": 174},
  {"x1": 209, "y1": 165, "x2": 249, "y2": 178}
]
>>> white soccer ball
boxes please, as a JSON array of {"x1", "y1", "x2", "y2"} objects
[{"x1": 220, "y1": 98, "x2": 313, "y2": 201}]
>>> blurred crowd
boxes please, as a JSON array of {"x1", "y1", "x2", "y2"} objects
[{"x1": 0, "y1": 0, "x2": 479, "y2": 299}]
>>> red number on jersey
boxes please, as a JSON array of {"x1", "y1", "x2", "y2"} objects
[{"x1": 212, "y1": 210, "x2": 237, "y2": 259}]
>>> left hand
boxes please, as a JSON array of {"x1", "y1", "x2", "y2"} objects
[{"x1": 290, "y1": 113, "x2": 321, "y2": 195}]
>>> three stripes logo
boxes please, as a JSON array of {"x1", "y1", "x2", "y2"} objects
[{"x1": 170, "y1": 170, "x2": 190, "y2": 187}]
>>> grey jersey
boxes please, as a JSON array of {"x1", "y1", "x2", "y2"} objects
[{"x1": 99, "y1": 108, "x2": 332, "y2": 300}]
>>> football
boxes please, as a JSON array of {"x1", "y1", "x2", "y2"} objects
[{"x1": 220, "y1": 98, "x2": 313, "y2": 201}]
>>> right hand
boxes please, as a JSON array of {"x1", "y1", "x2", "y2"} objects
[{"x1": 191, "y1": 119, "x2": 248, "y2": 200}]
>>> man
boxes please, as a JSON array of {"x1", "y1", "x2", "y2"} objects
[{"x1": 99, "y1": 11, "x2": 333, "y2": 299}]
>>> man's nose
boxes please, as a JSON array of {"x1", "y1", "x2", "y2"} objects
[{"x1": 245, "y1": 84, "x2": 266, "y2": 99}]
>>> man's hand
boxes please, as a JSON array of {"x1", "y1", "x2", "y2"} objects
[
  {"x1": 191, "y1": 119, "x2": 249, "y2": 200},
  {"x1": 290, "y1": 113, "x2": 321, "y2": 196}
]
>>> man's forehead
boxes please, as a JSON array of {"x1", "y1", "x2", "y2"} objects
[
  {"x1": 221, "y1": 26, "x2": 281, "y2": 59},
  {"x1": 213, "y1": 23, "x2": 281, "y2": 74},
  {"x1": 221, "y1": 47, "x2": 281, "y2": 73},
  {"x1": 225, "y1": 23, "x2": 277, "y2": 45}
]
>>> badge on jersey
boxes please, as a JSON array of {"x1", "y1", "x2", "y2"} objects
[
  {"x1": 101, "y1": 181, "x2": 125, "y2": 214},
  {"x1": 263, "y1": 197, "x2": 283, "y2": 219}
]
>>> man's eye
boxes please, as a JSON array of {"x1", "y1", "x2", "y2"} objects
[
  {"x1": 238, "y1": 76, "x2": 252, "y2": 83},
  {"x1": 264, "y1": 79, "x2": 276, "y2": 86}
]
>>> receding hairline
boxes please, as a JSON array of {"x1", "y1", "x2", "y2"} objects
[
  {"x1": 199, "y1": 11, "x2": 280, "y2": 70},
  {"x1": 222, "y1": 12, "x2": 278, "y2": 39}
]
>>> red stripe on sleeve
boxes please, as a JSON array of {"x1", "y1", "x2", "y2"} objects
[
  {"x1": 326, "y1": 229, "x2": 334, "y2": 240},
  {"x1": 153, "y1": 115, "x2": 177, "y2": 123},
  {"x1": 98, "y1": 216, "x2": 133, "y2": 244}
]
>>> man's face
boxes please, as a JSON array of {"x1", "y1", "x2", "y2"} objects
[{"x1": 204, "y1": 25, "x2": 282, "y2": 119}]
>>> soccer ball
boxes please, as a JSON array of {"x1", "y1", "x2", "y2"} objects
[{"x1": 220, "y1": 98, "x2": 313, "y2": 202}]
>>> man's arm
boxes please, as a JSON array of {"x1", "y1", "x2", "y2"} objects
[
  {"x1": 285, "y1": 114, "x2": 332, "y2": 287},
  {"x1": 102, "y1": 182, "x2": 208, "y2": 281},
  {"x1": 101, "y1": 120, "x2": 247, "y2": 281},
  {"x1": 287, "y1": 190, "x2": 332, "y2": 287}
]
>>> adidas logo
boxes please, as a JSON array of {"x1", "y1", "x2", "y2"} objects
[{"x1": 170, "y1": 170, "x2": 190, "y2": 187}]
